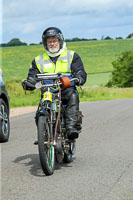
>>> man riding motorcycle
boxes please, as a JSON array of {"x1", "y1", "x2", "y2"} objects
[{"x1": 22, "y1": 27, "x2": 87, "y2": 139}]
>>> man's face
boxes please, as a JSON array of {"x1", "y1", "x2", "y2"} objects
[{"x1": 46, "y1": 37, "x2": 60, "y2": 53}]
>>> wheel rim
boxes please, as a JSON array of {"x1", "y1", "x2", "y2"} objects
[
  {"x1": 0, "y1": 104, "x2": 9, "y2": 136},
  {"x1": 48, "y1": 145, "x2": 54, "y2": 169}
]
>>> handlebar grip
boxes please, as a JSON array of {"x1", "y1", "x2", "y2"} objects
[{"x1": 60, "y1": 77, "x2": 71, "y2": 89}]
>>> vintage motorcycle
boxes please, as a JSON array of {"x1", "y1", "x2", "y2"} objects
[{"x1": 25, "y1": 73, "x2": 83, "y2": 176}]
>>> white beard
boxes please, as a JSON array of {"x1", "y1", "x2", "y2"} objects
[
  {"x1": 48, "y1": 47, "x2": 59, "y2": 53},
  {"x1": 47, "y1": 42, "x2": 67, "y2": 57}
]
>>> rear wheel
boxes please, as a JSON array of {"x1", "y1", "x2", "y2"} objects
[
  {"x1": 63, "y1": 153, "x2": 72, "y2": 163},
  {"x1": 63, "y1": 141, "x2": 76, "y2": 163},
  {"x1": 37, "y1": 115, "x2": 55, "y2": 175},
  {"x1": 0, "y1": 99, "x2": 10, "y2": 142}
]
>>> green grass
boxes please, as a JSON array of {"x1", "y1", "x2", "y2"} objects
[
  {"x1": 2, "y1": 39, "x2": 133, "y2": 82},
  {"x1": 85, "y1": 72, "x2": 111, "y2": 86},
  {"x1": 67, "y1": 39, "x2": 133, "y2": 74},
  {"x1": 1, "y1": 39, "x2": 133, "y2": 107},
  {"x1": 6, "y1": 80, "x2": 40, "y2": 107},
  {"x1": 2, "y1": 45, "x2": 44, "y2": 81},
  {"x1": 78, "y1": 86, "x2": 133, "y2": 102},
  {"x1": 6, "y1": 80, "x2": 133, "y2": 108}
]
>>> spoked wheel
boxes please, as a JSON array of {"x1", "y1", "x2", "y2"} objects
[
  {"x1": 0, "y1": 99, "x2": 10, "y2": 142},
  {"x1": 37, "y1": 115, "x2": 55, "y2": 175}
]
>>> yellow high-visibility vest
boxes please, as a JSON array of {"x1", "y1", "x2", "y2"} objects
[{"x1": 35, "y1": 49, "x2": 75, "y2": 73}]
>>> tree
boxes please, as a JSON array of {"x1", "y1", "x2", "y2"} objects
[
  {"x1": 115, "y1": 37, "x2": 123, "y2": 40},
  {"x1": 7, "y1": 38, "x2": 27, "y2": 46},
  {"x1": 29, "y1": 43, "x2": 36, "y2": 45},
  {"x1": 126, "y1": 33, "x2": 133, "y2": 39},
  {"x1": 104, "y1": 36, "x2": 113, "y2": 40},
  {"x1": 0, "y1": 43, "x2": 7, "y2": 47},
  {"x1": 107, "y1": 51, "x2": 133, "y2": 87}
]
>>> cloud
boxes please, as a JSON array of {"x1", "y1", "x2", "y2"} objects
[
  {"x1": 2, "y1": 0, "x2": 133, "y2": 43},
  {"x1": 3, "y1": 0, "x2": 133, "y2": 18},
  {"x1": 3, "y1": 0, "x2": 133, "y2": 17}
]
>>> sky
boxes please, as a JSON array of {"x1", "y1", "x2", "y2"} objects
[{"x1": 1, "y1": 0, "x2": 133, "y2": 44}]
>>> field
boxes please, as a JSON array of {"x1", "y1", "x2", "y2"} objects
[
  {"x1": 2, "y1": 39, "x2": 133, "y2": 82},
  {"x1": 1, "y1": 39, "x2": 133, "y2": 107}
]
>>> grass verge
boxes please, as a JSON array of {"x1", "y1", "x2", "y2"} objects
[
  {"x1": 6, "y1": 80, "x2": 133, "y2": 108},
  {"x1": 78, "y1": 86, "x2": 133, "y2": 102}
]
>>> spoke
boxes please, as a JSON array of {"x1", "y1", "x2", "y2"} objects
[
  {"x1": 0, "y1": 110, "x2": 8, "y2": 122},
  {"x1": 0, "y1": 104, "x2": 9, "y2": 136},
  {"x1": 0, "y1": 111, "x2": 3, "y2": 120},
  {"x1": 0, "y1": 105, "x2": 4, "y2": 118},
  {"x1": 2, "y1": 120, "x2": 8, "y2": 136},
  {"x1": 3, "y1": 113, "x2": 8, "y2": 122},
  {"x1": 1, "y1": 104, "x2": 4, "y2": 113}
]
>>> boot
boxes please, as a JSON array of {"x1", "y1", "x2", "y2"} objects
[
  {"x1": 62, "y1": 90, "x2": 80, "y2": 139},
  {"x1": 66, "y1": 128, "x2": 79, "y2": 139}
]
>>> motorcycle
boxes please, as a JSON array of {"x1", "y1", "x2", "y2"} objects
[{"x1": 24, "y1": 73, "x2": 83, "y2": 175}]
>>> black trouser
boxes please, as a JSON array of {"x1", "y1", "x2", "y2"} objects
[{"x1": 61, "y1": 87, "x2": 79, "y2": 131}]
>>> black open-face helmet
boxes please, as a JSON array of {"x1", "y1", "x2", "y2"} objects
[{"x1": 42, "y1": 27, "x2": 64, "y2": 50}]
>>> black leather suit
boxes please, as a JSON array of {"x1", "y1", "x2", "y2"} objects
[{"x1": 26, "y1": 52, "x2": 87, "y2": 138}]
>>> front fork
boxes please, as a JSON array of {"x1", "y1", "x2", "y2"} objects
[{"x1": 50, "y1": 109, "x2": 54, "y2": 141}]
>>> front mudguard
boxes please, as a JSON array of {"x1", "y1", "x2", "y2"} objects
[{"x1": 35, "y1": 109, "x2": 49, "y2": 126}]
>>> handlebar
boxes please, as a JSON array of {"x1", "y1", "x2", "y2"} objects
[
  {"x1": 35, "y1": 82, "x2": 60, "y2": 89},
  {"x1": 34, "y1": 73, "x2": 79, "y2": 89},
  {"x1": 34, "y1": 73, "x2": 71, "y2": 81}
]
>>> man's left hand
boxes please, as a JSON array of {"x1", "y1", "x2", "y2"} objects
[{"x1": 74, "y1": 74, "x2": 84, "y2": 86}]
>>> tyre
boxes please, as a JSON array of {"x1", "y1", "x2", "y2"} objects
[
  {"x1": 0, "y1": 98, "x2": 10, "y2": 142},
  {"x1": 63, "y1": 141, "x2": 76, "y2": 163},
  {"x1": 37, "y1": 115, "x2": 55, "y2": 175},
  {"x1": 63, "y1": 153, "x2": 72, "y2": 163}
]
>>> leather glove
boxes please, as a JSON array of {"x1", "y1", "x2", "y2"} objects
[
  {"x1": 22, "y1": 77, "x2": 36, "y2": 90},
  {"x1": 74, "y1": 74, "x2": 84, "y2": 86}
]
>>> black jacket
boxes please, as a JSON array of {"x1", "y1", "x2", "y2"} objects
[{"x1": 27, "y1": 52, "x2": 87, "y2": 86}]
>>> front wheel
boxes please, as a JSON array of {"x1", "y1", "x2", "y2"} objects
[{"x1": 37, "y1": 115, "x2": 55, "y2": 175}]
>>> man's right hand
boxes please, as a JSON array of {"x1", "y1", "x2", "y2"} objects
[{"x1": 22, "y1": 78, "x2": 36, "y2": 90}]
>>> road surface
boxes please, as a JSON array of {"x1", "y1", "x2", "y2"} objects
[{"x1": 1, "y1": 98, "x2": 133, "y2": 200}]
